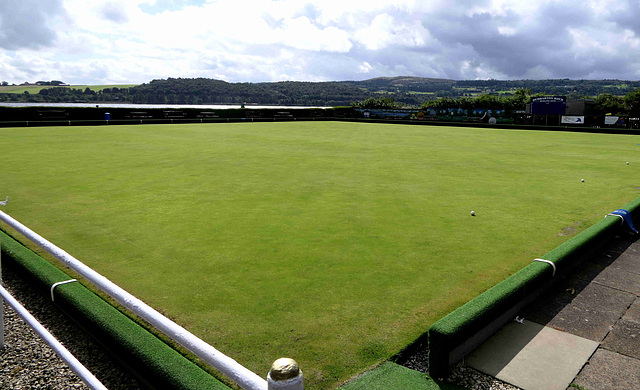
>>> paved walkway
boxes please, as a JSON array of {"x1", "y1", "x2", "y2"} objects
[{"x1": 466, "y1": 232, "x2": 640, "y2": 390}]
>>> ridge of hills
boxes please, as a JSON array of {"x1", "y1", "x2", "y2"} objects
[{"x1": 2, "y1": 76, "x2": 639, "y2": 106}]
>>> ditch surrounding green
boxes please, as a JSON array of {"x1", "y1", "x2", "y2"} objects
[{"x1": 0, "y1": 122, "x2": 638, "y2": 389}]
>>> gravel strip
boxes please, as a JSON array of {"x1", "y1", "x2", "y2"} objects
[
  {"x1": 1, "y1": 264, "x2": 143, "y2": 390},
  {"x1": 445, "y1": 364, "x2": 521, "y2": 390},
  {"x1": 401, "y1": 346, "x2": 521, "y2": 390}
]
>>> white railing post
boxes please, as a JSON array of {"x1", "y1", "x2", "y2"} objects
[{"x1": 267, "y1": 358, "x2": 303, "y2": 390}]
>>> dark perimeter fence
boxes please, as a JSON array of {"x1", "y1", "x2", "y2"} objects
[{"x1": 1, "y1": 106, "x2": 640, "y2": 135}]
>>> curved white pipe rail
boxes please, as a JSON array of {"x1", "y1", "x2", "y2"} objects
[
  {"x1": 0, "y1": 284, "x2": 108, "y2": 390},
  {"x1": 532, "y1": 258, "x2": 556, "y2": 277},
  {"x1": 50, "y1": 279, "x2": 78, "y2": 301},
  {"x1": 0, "y1": 210, "x2": 267, "y2": 390}
]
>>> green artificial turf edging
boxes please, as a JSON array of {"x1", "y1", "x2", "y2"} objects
[
  {"x1": 0, "y1": 229, "x2": 232, "y2": 390},
  {"x1": 339, "y1": 362, "x2": 466, "y2": 390},
  {"x1": 427, "y1": 195, "x2": 640, "y2": 379}
]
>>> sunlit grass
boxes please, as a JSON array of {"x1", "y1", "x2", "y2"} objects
[{"x1": 0, "y1": 122, "x2": 638, "y2": 388}]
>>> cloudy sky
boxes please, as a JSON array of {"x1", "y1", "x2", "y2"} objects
[{"x1": 2, "y1": 0, "x2": 640, "y2": 85}]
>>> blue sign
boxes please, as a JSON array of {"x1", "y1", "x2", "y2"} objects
[{"x1": 530, "y1": 96, "x2": 566, "y2": 115}]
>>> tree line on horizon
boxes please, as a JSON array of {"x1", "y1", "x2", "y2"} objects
[
  {"x1": 351, "y1": 86, "x2": 640, "y2": 116},
  {"x1": 3, "y1": 77, "x2": 640, "y2": 115},
  {"x1": 421, "y1": 89, "x2": 640, "y2": 116}
]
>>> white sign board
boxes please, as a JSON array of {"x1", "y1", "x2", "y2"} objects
[
  {"x1": 604, "y1": 116, "x2": 619, "y2": 125},
  {"x1": 561, "y1": 116, "x2": 585, "y2": 124}
]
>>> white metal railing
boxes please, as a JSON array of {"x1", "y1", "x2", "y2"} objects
[
  {"x1": 1, "y1": 219, "x2": 107, "y2": 390},
  {"x1": 1, "y1": 233, "x2": 3, "y2": 349},
  {"x1": 0, "y1": 283, "x2": 108, "y2": 390},
  {"x1": 0, "y1": 208, "x2": 270, "y2": 390}
]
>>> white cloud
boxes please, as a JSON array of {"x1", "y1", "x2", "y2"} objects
[
  {"x1": 278, "y1": 16, "x2": 352, "y2": 52},
  {"x1": 0, "y1": 0, "x2": 67, "y2": 50},
  {"x1": 358, "y1": 61, "x2": 373, "y2": 74},
  {"x1": 497, "y1": 26, "x2": 516, "y2": 36},
  {"x1": 1, "y1": 0, "x2": 640, "y2": 84},
  {"x1": 522, "y1": 65, "x2": 554, "y2": 79},
  {"x1": 353, "y1": 13, "x2": 429, "y2": 50}
]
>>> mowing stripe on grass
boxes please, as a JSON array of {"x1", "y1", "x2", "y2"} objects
[{"x1": 425, "y1": 195, "x2": 640, "y2": 378}]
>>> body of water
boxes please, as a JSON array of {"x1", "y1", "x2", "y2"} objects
[{"x1": 0, "y1": 102, "x2": 331, "y2": 110}]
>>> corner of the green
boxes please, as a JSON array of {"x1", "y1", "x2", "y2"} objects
[{"x1": 338, "y1": 361, "x2": 468, "y2": 390}]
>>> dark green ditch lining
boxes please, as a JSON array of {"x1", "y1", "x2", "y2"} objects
[
  {"x1": 426, "y1": 196, "x2": 640, "y2": 379},
  {"x1": 0, "y1": 229, "x2": 231, "y2": 390}
]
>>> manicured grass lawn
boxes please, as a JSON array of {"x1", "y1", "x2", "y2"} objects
[{"x1": 0, "y1": 122, "x2": 638, "y2": 389}]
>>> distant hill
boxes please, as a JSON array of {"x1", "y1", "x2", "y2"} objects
[
  {"x1": 346, "y1": 76, "x2": 640, "y2": 97},
  {"x1": 345, "y1": 76, "x2": 454, "y2": 89},
  {"x1": 2, "y1": 77, "x2": 639, "y2": 107}
]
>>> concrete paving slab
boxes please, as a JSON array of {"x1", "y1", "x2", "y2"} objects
[
  {"x1": 572, "y1": 260, "x2": 611, "y2": 282},
  {"x1": 519, "y1": 280, "x2": 632, "y2": 340},
  {"x1": 572, "y1": 348, "x2": 640, "y2": 390},
  {"x1": 602, "y1": 236, "x2": 636, "y2": 256},
  {"x1": 518, "y1": 277, "x2": 589, "y2": 324},
  {"x1": 465, "y1": 320, "x2": 598, "y2": 390},
  {"x1": 602, "y1": 319, "x2": 640, "y2": 359},
  {"x1": 519, "y1": 290, "x2": 573, "y2": 325},
  {"x1": 592, "y1": 266, "x2": 640, "y2": 294},
  {"x1": 625, "y1": 239, "x2": 640, "y2": 253},
  {"x1": 545, "y1": 304, "x2": 619, "y2": 342},
  {"x1": 610, "y1": 253, "x2": 640, "y2": 274},
  {"x1": 569, "y1": 282, "x2": 636, "y2": 316},
  {"x1": 623, "y1": 298, "x2": 640, "y2": 323},
  {"x1": 546, "y1": 275, "x2": 592, "y2": 302},
  {"x1": 519, "y1": 298, "x2": 569, "y2": 326}
]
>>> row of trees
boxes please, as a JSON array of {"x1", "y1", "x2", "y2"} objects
[
  {"x1": 350, "y1": 97, "x2": 402, "y2": 109},
  {"x1": 19, "y1": 78, "x2": 406, "y2": 106},
  {"x1": 420, "y1": 89, "x2": 532, "y2": 111},
  {"x1": 351, "y1": 89, "x2": 533, "y2": 112},
  {"x1": 127, "y1": 78, "x2": 381, "y2": 106},
  {"x1": 351, "y1": 89, "x2": 640, "y2": 117},
  {"x1": 5, "y1": 77, "x2": 640, "y2": 115}
]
